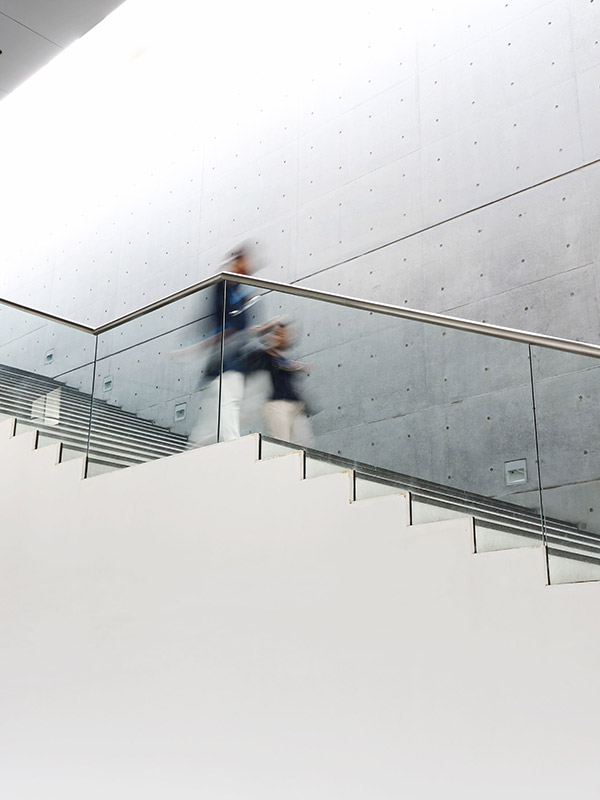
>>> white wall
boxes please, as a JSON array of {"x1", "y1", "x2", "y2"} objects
[{"x1": 1, "y1": 424, "x2": 600, "y2": 798}]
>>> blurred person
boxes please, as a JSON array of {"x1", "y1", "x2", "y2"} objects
[
  {"x1": 204, "y1": 247, "x2": 254, "y2": 441},
  {"x1": 245, "y1": 321, "x2": 314, "y2": 446},
  {"x1": 191, "y1": 246, "x2": 264, "y2": 444}
]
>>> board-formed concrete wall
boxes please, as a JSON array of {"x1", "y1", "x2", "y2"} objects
[{"x1": 0, "y1": 0, "x2": 598, "y2": 337}]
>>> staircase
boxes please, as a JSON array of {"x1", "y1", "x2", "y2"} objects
[
  {"x1": 260, "y1": 438, "x2": 600, "y2": 585},
  {"x1": 0, "y1": 361, "x2": 598, "y2": 583},
  {"x1": 0, "y1": 363, "x2": 189, "y2": 476}
]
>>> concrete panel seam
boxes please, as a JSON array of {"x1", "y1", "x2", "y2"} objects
[{"x1": 295, "y1": 155, "x2": 600, "y2": 285}]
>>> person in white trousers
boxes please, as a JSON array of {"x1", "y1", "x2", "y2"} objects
[
  {"x1": 245, "y1": 322, "x2": 314, "y2": 447},
  {"x1": 192, "y1": 247, "x2": 260, "y2": 445}
]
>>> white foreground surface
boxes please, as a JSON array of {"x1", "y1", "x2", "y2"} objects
[{"x1": 1, "y1": 422, "x2": 600, "y2": 799}]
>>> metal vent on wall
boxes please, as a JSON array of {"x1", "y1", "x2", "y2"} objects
[{"x1": 504, "y1": 459, "x2": 527, "y2": 486}]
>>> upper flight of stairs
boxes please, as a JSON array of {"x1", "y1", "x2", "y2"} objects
[{"x1": 0, "y1": 363, "x2": 189, "y2": 475}]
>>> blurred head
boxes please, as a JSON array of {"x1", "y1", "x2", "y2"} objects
[
  {"x1": 267, "y1": 321, "x2": 294, "y2": 350},
  {"x1": 228, "y1": 246, "x2": 251, "y2": 276}
]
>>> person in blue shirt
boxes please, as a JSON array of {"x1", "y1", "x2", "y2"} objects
[
  {"x1": 202, "y1": 247, "x2": 256, "y2": 441},
  {"x1": 206, "y1": 248, "x2": 255, "y2": 380}
]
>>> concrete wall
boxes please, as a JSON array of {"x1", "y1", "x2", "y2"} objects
[
  {"x1": 2, "y1": 426, "x2": 600, "y2": 798},
  {"x1": 0, "y1": 0, "x2": 598, "y2": 335},
  {"x1": 0, "y1": 0, "x2": 598, "y2": 526}
]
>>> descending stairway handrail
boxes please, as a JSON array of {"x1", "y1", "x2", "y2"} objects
[
  {"x1": 2, "y1": 272, "x2": 600, "y2": 358},
  {"x1": 0, "y1": 296, "x2": 95, "y2": 334}
]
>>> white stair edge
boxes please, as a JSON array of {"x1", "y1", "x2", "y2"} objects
[{"x1": 354, "y1": 476, "x2": 403, "y2": 501}]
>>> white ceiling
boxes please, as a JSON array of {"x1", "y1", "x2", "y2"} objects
[{"x1": 0, "y1": 0, "x2": 126, "y2": 99}]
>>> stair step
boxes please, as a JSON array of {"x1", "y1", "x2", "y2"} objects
[
  {"x1": 0, "y1": 370, "x2": 187, "y2": 441},
  {"x1": 260, "y1": 440, "x2": 300, "y2": 460},
  {"x1": 0, "y1": 362, "x2": 190, "y2": 474},
  {"x1": 475, "y1": 520, "x2": 541, "y2": 552},
  {"x1": 259, "y1": 434, "x2": 600, "y2": 583},
  {"x1": 411, "y1": 498, "x2": 468, "y2": 526},
  {"x1": 0, "y1": 389, "x2": 187, "y2": 445},
  {"x1": 20, "y1": 412, "x2": 187, "y2": 450},
  {"x1": 305, "y1": 456, "x2": 346, "y2": 480},
  {"x1": 19, "y1": 421, "x2": 182, "y2": 463},
  {"x1": 547, "y1": 549, "x2": 600, "y2": 584},
  {"x1": 355, "y1": 477, "x2": 401, "y2": 501}
]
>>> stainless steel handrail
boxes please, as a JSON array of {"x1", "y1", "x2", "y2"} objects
[
  {"x1": 2, "y1": 272, "x2": 600, "y2": 358},
  {"x1": 92, "y1": 273, "x2": 223, "y2": 334},
  {"x1": 0, "y1": 296, "x2": 95, "y2": 334}
]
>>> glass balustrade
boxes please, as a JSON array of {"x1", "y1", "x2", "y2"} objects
[
  {"x1": 221, "y1": 280, "x2": 544, "y2": 556},
  {"x1": 2, "y1": 275, "x2": 600, "y2": 584},
  {"x1": 530, "y1": 346, "x2": 600, "y2": 583},
  {"x1": 90, "y1": 286, "x2": 220, "y2": 476},
  {"x1": 0, "y1": 303, "x2": 95, "y2": 463}
]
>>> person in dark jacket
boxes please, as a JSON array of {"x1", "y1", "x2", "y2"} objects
[
  {"x1": 246, "y1": 321, "x2": 313, "y2": 446},
  {"x1": 201, "y1": 247, "x2": 257, "y2": 442}
]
